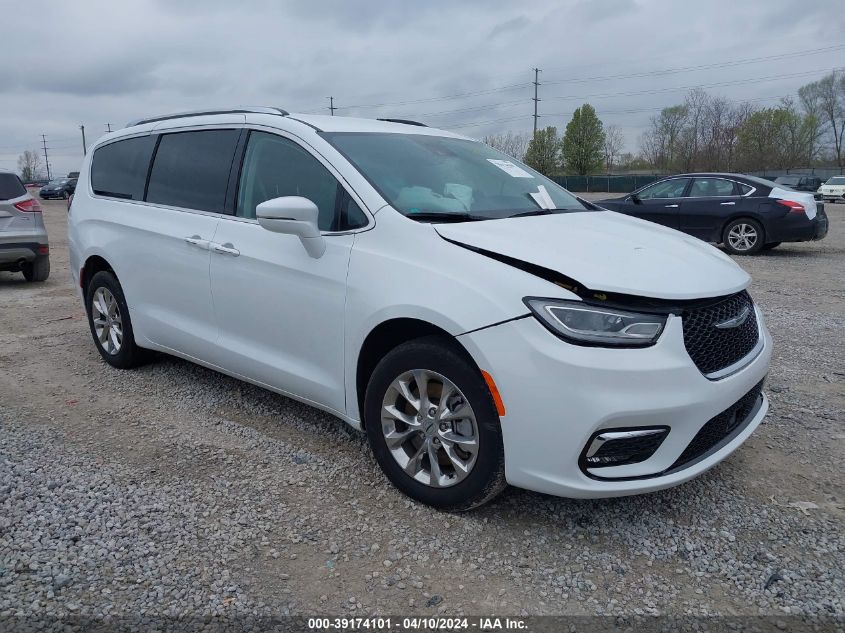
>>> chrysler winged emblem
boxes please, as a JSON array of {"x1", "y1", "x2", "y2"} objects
[{"x1": 714, "y1": 306, "x2": 751, "y2": 329}]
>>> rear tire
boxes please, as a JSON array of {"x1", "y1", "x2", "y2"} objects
[
  {"x1": 762, "y1": 242, "x2": 781, "y2": 251},
  {"x1": 85, "y1": 271, "x2": 149, "y2": 369},
  {"x1": 723, "y1": 218, "x2": 764, "y2": 255},
  {"x1": 21, "y1": 255, "x2": 50, "y2": 282},
  {"x1": 364, "y1": 336, "x2": 506, "y2": 511}
]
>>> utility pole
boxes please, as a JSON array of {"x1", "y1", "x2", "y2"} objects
[
  {"x1": 80, "y1": 124, "x2": 87, "y2": 156},
  {"x1": 41, "y1": 135, "x2": 51, "y2": 180},
  {"x1": 327, "y1": 96, "x2": 336, "y2": 116},
  {"x1": 106, "y1": 123, "x2": 112, "y2": 133},
  {"x1": 532, "y1": 67, "x2": 541, "y2": 136}
]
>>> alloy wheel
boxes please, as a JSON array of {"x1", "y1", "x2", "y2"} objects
[
  {"x1": 91, "y1": 287, "x2": 123, "y2": 355},
  {"x1": 380, "y1": 369, "x2": 479, "y2": 488},
  {"x1": 727, "y1": 223, "x2": 758, "y2": 251}
]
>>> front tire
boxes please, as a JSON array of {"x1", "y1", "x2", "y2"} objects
[
  {"x1": 723, "y1": 218, "x2": 764, "y2": 255},
  {"x1": 364, "y1": 337, "x2": 506, "y2": 511},
  {"x1": 21, "y1": 255, "x2": 50, "y2": 282},
  {"x1": 85, "y1": 271, "x2": 148, "y2": 368}
]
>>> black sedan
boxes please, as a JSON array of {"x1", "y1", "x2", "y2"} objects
[
  {"x1": 39, "y1": 177, "x2": 77, "y2": 200},
  {"x1": 597, "y1": 173, "x2": 829, "y2": 255}
]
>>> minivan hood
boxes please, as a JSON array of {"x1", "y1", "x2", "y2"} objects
[{"x1": 434, "y1": 211, "x2": 749, "y2": 301}]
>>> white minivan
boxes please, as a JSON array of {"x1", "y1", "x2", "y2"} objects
[{"x1": 68, "y1": 107, "x2": 771, "y2": 510}]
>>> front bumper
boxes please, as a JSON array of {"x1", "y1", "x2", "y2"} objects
[{"x1": 458, "y1": 307, "x2": 772, "y2": 498}]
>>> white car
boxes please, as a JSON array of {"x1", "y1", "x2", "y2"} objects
[
  {"x1": 817, "y1": 176, "x2": 845, "y2": 202},
  {"x1": 68, "y1": 107, "x2": 771, "y2": 510}
]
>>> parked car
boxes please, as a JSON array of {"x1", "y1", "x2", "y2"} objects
[
  {"x1": 773, "y1": 174, "x2": 823, "y2": 193},
  {"x1": 817, "y1": 176, "x2": 845, "y2": 202},
  {"x1": 597, "y1": 173, "x2": 828, "y2": 255},
  {"x1": 39, "y1": 177, "x2": 77, "y2": 199},
  {"x1": 0, "y1": 170, "x2": 50, "y2": 281},
  {"x1": 69, "y1": 108, "x2": 771, "y2": 510},
  {"x1": 24, "y1": 178, "x2": 50, "y2": 188}
]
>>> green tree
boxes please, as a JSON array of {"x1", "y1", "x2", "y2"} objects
[
  {"x1": 562, "y1": 104, "x2": 605, "y2": 175},
  {"x1": 523, "y1": 126, "x2": 562, "y2": 176},
  {"x1": 736, "y1": 107, "x2": 806, "y2": 170}
]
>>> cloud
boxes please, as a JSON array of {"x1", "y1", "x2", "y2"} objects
[{"x1": 0, "y1": 0, "x2": 842, "y2": 176}]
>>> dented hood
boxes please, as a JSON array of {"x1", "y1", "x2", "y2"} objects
[{"x1": 435, "y1": 210, "x2": 750, "y2": 300}]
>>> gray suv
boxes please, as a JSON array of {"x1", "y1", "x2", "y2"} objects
[{"x1": 0, "y1": 171, "x2": 50, "y2": 281}]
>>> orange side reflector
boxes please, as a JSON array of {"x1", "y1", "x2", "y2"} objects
[{"x1": 481, "y1": 370, "x2": 506, "y2": 417}]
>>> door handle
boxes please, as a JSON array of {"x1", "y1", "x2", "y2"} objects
[
  {"x1": 184, "y1": 235, "x2": 211, "y2": 249},
  {"x1": 210, "y1": 242, "x2": 240, "y2": 257},
  {"x1": 720, "y1": 201, "x2": 736, "y2": 206},
  {"x1": 664, "y1": 204, "x2": 679, "y2": 208}
]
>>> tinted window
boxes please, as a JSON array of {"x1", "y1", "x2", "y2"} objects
[
  {"x1": 738, "y1": 183, "x2": 754, "y2": 195},
  {"x1": 91, "y1": 136, "x2": 156, "y2": 200},
  {"x1": 0, "y1": 173, "x2": 26, "y2": 200},
  {"x1": 147, "y1": 130, "x2": 240, "y2": 212},
  {"x1": 689, "y1": 178, "x2": 735, "y2": 197},
  {"x1": 637, "y1": 178, "x2": 690, "y2": 199},
  {"x1": 236, "y1": 131, "x2": 341, "y2": 230}
]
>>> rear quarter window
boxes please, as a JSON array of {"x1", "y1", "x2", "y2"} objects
[
  {"x1": 0, "y1": 173, "x2": 27, "y2": 200},
  {"x1": 91, "y1": 136, "x2": 157, "y2": 200}
]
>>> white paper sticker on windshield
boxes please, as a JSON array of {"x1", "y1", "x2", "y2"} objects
[{"x1": 487, "y1": 159, "x2": 534, "y2": 178}]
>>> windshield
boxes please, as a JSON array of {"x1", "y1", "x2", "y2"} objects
[
  {"x1": 48, "y1": 179, "x2": 68, "y2": 186},
  {"x1": 826, "y1": 176, "x2": 845, "y2": 185},
  {"x1": 324, "y1": 132, "x2": 588, "y2": 220}
]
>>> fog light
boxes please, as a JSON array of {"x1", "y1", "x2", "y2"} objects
[{"x1": 581, "y1": 428, "x2": 669, "y2": 469}]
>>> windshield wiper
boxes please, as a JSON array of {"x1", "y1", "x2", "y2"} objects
[
  {"x1": 507, "y1": 208, "x2": 581, "y2": 218},
  {"x1": 406, "y1": 212, "x2": 485, "y2": 223}
]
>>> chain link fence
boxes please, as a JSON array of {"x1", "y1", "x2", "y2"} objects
[{"x1": 552, "y1": 174, "x2": 663, "y2": 194}]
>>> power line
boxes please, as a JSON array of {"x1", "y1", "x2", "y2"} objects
[
  {"x1": 541, "y1": 44, "x2": 845, "y2": 86},
  {"x1": 542, "y1": 67, "x2": 842, "y2": 102},
  {"x1": 302, "y1": 43, "x2": 844, "y2": 116}
]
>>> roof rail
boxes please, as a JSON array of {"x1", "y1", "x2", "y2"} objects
[
  {"x1": 376, "y1": 118, "x2": 428, "y2": 127},
  {"x1": 125, "y1": 106, "x2": 289, "y2": 128}
]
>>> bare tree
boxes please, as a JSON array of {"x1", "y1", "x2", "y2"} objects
[
  {"x1": 603, "y1": 125, "x2": 625, "y2": 173},
  {"x1": 482, "y1": 131, "x2": 530, "y2": 161},
  {"x1": 799, "y1": 71, "x2": 845, "y2": 167},
  {"x1": 17, "y1": 150, "x2": 42, "y2": 182}
]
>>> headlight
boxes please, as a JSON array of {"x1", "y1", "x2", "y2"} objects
[{"x1": 524, "y1": 297, "x2": 667, "y2": 347}]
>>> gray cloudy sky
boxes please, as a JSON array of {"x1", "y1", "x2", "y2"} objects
[{"x1": 2, "y1": 0, "x2": 844, "y2": 176}]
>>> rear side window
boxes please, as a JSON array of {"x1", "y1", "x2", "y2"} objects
[
  {"x1": 146, "y1": 130, "x2": 240, "y2": 213},
  {"x1": 0, "y1": 173, "x2": 26, "y2": 200},
  {"x1": 689, "y1": 178, "x2": 736, "y2": 197},
  {"x1": 91, "y1": 136, "x2": 157, "y2": 200},
  {"x1": 738, "y1": 183, "x2": 754, "y2": 195}
]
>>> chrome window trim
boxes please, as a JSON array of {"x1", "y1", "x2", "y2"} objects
[
  {"x1": 704, "y1": 306, "x2": 765, "y2": 381},
  {"x1": 638, "y1": 176, "x2": 757, "y2": 200},
  {"x1": 88, "y1": 123, "x2": 376, "y2": 235}
]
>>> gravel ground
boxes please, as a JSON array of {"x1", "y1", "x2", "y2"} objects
[{"x1": 0, "y1": 194, "x2": 843, "y2": 628}]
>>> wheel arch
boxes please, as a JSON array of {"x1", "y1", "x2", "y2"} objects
[
  {"x1": 720, "y1": 214, "x2": 766, "y2": 245},
  {"x1": 355, "y1": 317, "x2": 482, "y2": 428},
  {"x1": 81, "y1": 254, "x2": 115, "y2": 292}
]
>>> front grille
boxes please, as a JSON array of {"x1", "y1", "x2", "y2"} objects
[
  {"x1": 682, "y1": 291, "x2": 759, "y2": 375},
  {"x1": 669, "y1": 379, "x2": 764, "y2": 471}
]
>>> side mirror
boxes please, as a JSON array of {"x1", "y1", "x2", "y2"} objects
[
  {"x1": 256, "y1": 196, "x2": 326, "y2": 258},
  {"x1": 630, "y1": 193, "x2": 642, "y2": 204}
]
